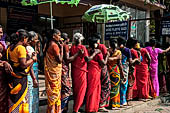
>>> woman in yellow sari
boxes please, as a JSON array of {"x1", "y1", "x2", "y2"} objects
[
  {"x1": 7, "y1": 29, "x2": 37, "y2": 113},
  {"x1": 44, "y1": 29, "x2": 63, "y2": 113}
]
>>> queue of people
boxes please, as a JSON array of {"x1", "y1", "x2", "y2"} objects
[{"x1": 0, "y1": 25, "x2": 170, "y2": 113}]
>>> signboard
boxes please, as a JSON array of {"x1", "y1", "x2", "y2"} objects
[
  {"x1": 161, "y1": 20, "x2": 170, "y2": 36},
  {"x1": 105, "y1": 21, "x2": 128, "y2": 40}
]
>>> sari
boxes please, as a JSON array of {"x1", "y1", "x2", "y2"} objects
[
  {"x1": 120, "y1": 48, "x2": 131, "y2": 105},
  {"x1": 108, "y1": 50, "x2": 121, "y2": 108},
  {"x1": 70, "y1": 44, "x2": 88, "y2": 112},
  {"x1": 32, "y1": 62, "x2": 39, "y2": 113},
  {"x1": 98, "y1": 44, "x2": 110, "y2": 108},
  {"x1": 7, "y1": 45, "x2": 30, "y2": 113},
  {"x1": 0, "y1": 42, "x2": 8, "y2": 113},
  {"x1": 26, "y1": 46, "x2": 39, "y2": 113},
  {"x1": 44, "y1": 43, "x2": 62, "y2": 113},
  {"x1": 127, "y1": 49, "x2": 138, "y2": 101},
  {"x1": 134, "y1": 48, "x2": 149, "y2": 99},
  {"x1": 146, "y1": 46, "x2": 163, "y2": 96},
  {"x1": 85, "y1": 52, "x2": 103, "y2": 112},
  {"x1": 61, "y1": 44, "x2": 71, "y2": 112}
]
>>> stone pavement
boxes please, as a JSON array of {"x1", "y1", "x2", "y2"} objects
[
  {"x1": 38, "y1": 74, "x2": 170, "y2": 113},
  {"x1": 39, "y1": 98, "x2": 170, "y2": 113}
]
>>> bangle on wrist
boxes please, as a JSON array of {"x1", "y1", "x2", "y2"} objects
[{"x1": 32, "y1": 58, "x2": 35, "y2": 62}]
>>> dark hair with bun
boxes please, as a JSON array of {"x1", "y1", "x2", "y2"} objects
[
  {"x1": 10, "y1": 29, "x2": 29, "y2": 45},
  {"x1": 44, "y1": 29, "x2": 61, "y2": 56}
]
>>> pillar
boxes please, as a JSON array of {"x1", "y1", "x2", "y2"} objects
[{"x1": 145, "y1": 9, "x2": 150, "y2": 42}]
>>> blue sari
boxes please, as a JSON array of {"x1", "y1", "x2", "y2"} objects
[{"x1": 120, "y1": 48, "x2": 131, "y2": 105}]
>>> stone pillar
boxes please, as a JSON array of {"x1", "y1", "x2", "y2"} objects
[{"x1": 145, "y1": 9, "x2": 150, "y2": 42}]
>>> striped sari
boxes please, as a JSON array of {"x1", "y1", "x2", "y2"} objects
[{"x1": 108, "y1": 50, "x2": 121, "y2": 108}]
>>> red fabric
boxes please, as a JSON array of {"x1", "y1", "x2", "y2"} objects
[
  {"x1": 134, "y1": 48, "x2": 149, "y2": 99},
  {"x1": 97, "y1": 44, "x2": 107, "y2": 57},
  {"x1": 70, "y1": 44, "x2": 88, "y2": 112},
  {"x1": 70, "y1": 45, "x2": 88, "y2": 72},
  {"x1": 86, "y1": 53, "x2": 103, "y2": 112},
  {"x1": 127, "y1": 49, "x2": 138, "y2": 100}
]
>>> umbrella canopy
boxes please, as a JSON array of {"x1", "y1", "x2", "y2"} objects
[
  {"x1": 82, "y1": 4, "x2": 130, "y2": 23},
  {"x1": 21, "y1": 0, "x2": 80, "y2": 6}
]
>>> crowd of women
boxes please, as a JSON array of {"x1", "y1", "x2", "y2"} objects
[{"x1": 0, "y1": 24, "x2": 170, "y2": 113}]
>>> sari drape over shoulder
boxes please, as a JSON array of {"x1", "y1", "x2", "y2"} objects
[
  {"x1": 70, "y1": 45, "x2": 88, "y2": 112},
  {"x1": 134, "y1": 48, "x2": 149, "y2": 99},
  {"x1": 44, "y1": 52, "x2": 62, "y2": 112},
  {"x1": 146, "y1": 46, "x2": 163, "y2": 96},
  {"x1": 7, "y1": 45, "x2": 30, "y2": 113},
  {"x1": 86, "y1": 53, "x2": 103, "y2": 112}
]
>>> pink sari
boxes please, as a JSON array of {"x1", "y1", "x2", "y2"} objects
[
  {"x1": 146, "y1": 46, "x2": 163, "y2": 96},
  {"x1": 70, "y1": 44, "x2": 88, "y2": 112},
  {"x1": 86, "y1": 53, "x2": 103, "y2": 112}
]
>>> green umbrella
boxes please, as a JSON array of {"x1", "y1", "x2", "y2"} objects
[
  {"x1": 82, "y1": 4, "x2": 130, "y2": 23},
  {"x1": 21, "y1": 0, "x2": 80, "y2": 29},
  {"x1": 21, "y1": 0, "x2": 80, "y2": 6}
]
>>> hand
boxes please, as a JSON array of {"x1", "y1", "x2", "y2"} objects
[
  {"x1": 107, "y1": 51, "x2": 110, "y2": 57},
  {"x1": 117, "y1": 55, "x2": 121, "y2": 60},
  {"x1": 122, "y1": 77, "x2": 127, "y2": 84},
  {"x1": 3, "y1": 62, "x2": 13, "y2": 74},
  {"x1": 32, "y1": 54, "x2": 37, "y2": 62},
  {"x1": 78, "y1": 49, "x2": 84, "y2": 54},
  {"x1": 33, "y1": 79, "x2": 38, "y2": 88},
  {"x1": 94, "y1": 49, "x2": 101, "y2": 54},
  {"x1": 149, "y1": 66, "x2": 152, "y2": 70}
]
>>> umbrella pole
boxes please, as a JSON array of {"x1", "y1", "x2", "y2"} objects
[{"x1": 50, "y1": 2, "x2": 53, "y2": 29}]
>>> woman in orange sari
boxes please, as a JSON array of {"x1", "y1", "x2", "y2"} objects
[
  {"x1": 44, "y1": 29, "x2": 63, "y2": 113},
  {"x1": 7, "y1": 29, "x2": 37, "y2": 113}
]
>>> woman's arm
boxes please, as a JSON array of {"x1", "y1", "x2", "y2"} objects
[
  {"x1": 19, "y1": 58, "x2": 35, "y2": 69},
  {"x1": 85, "y1": 49, "x2": 101, "y2": 62},
  {"x1": 98, "y1": 52, "x2": 109, "y2": 67},
  {"x1": 53, "y1": 42, "x2": 63, "y2": 64},
  {"x1": 117, "y1": 58, "x2": 125, "y2": 81},
  {"x1": 65, "y1": 51, "x2": 80, "y2": 63},
  {"x1": 145, "y1": 52, "x2": 151, "y2": 67},
  {"x1": 162, "y1": 47, "x2": 170, "y2": 53},
  {"x1": 30, "y1": 67, "x2": 38, "y2": 88}
]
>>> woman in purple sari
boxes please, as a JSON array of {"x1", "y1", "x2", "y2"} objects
[{"x1": 146, "y1": 38, "x2": 170, "y2": 96}]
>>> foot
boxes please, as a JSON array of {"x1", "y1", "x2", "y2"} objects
[
  {"x1": 112, "y1": 107, "x2": 120, "y2": 110},
  {"x1": 98, "y1": 107, "x2": 109, "y2": 112}
]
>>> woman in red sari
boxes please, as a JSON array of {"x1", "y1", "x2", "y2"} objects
[
  {"x1": 70, "y1": 33, "x2": 89, "y2": 113},
  {"x1": 126, "y1": 38, "x2": 140, "y2": 102},
  {"x1": 85, "y1": 38, "x2": 108, "y2": 113},
  {"x1": 133, "y1": 40, "x2": 151, "y2": 101}
]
